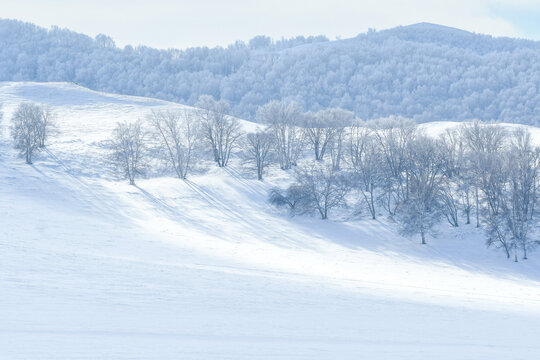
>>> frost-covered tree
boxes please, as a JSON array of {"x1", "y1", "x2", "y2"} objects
[
  {"x1": 4, "y1": 19, "x2": 540, "y2": 125},
  {"x1": 397, "y1": 135, "x2": 444, "y2": 244},
  {"x1": 478, "y1": 151, "x2": 513, "y2": 257},
  {"x1": 148, "y1": 109, "x2": 199, "y2": 179},
  {"x1": 326, "y1": 108, "x2": 353, "y2": 170},
  {"x1": 460, "y1": 121, "x2": 506, "y2": 228},
  {"x1": 303, "y1": 111, "x2": 335, "y2": 161},
  {"x1": 196, "y1": 95, "x2": 241, "y2": 167},
  {"x1": 244, "y1": 130, "x2": 274, "y2": 180},
  {"x1": 505, "y1": 129, "x2": 539, "y2": 260},
  {"x1": 110, "y1": 120, "x2": 147, "y2": 185},
  {"x1": 438, "y1": 128, "x2": 466, "y2": 227},
  {"x1": 36, "y1": 107, "x2": 56, "y2": 148},
  {"x1": 371, "y1": 117, "x2": 417, "y2": 215},
  {"x1": 459, "y1": 122, "x2": 512, "y2": 257},
  {"x1": 440, "y1": 127, "x2": 475, "y2": 226},
  {"x1": 293, "y1": 164, "x2": 349, "y2": 220},
  {"x1": 269, "y1": 185, "x2": 311, "y2": 215},
  {"x1": 348, "y1": 122, "x2": 381, "y2": 219},
  {"x1": 270, "y1": 163, "x2": 349, "y2": 220},
  {"x1": 256, "y1": 100, "x2": 304, "y2": 170},
  {"x1": 265, "y1": 116, "x2": 539, "y2": 258},
  {"x1": 10, "y1": 103, "x2": 49, "y2": 164}
]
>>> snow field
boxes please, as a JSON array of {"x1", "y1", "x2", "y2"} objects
[{"x1": 1, "y1": 82, "x2": 540, "y2": 359}]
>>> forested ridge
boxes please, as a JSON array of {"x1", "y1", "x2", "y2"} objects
[{"x1": 1, "y1": 19, "x2": 540, "y2": 124}]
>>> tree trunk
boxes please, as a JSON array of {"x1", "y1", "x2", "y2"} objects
[
  {"x1": 370, "y1": 189, "x2": 376, "y2": 220},
  {"x1": 475, "y1": 185, "x2": 480, "y2": 228}
]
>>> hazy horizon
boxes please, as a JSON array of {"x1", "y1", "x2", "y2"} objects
[{"x1": 2, "y1": 0, "x2": 540, "y2": 49}]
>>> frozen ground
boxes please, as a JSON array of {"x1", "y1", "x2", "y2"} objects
[{"x1": 1, "y1": 82, "x2": 540, "y2": 359}]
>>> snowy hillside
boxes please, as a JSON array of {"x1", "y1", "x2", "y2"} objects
[{"x1": 1, "y1": 82, "x2": 540, "y2": 359}]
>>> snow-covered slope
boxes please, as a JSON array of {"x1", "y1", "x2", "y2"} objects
[
  {"x1": 418, "y1": 120, "x2": 540, "y2": 145},
  {"x1": 1, "y1": 82, "x2": 540, "y2": 359}
]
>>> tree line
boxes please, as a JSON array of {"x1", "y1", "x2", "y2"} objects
[
  {"x1": 270, "y1": 115, "x2": 539, "y2": 261},
  {"x1": 106, "y1": 97, "x2": 539, "y2": 260},
  {"x1": 6, "y1": 98, "x2": 539, "y2": 261},
  {"x1": 2, "y1": 19, "x2": 540, "y2": 125}
]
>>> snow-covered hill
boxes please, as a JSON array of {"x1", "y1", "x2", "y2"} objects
[
  {"x1": 3, "y1": 19, "x2": 540, "y2": 124},
  {"x1": 1, "y1": 82, "x2": 540, "y2": 359}
]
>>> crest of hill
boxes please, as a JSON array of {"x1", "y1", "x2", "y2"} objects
[
  {"x1": 1, "y1": 19, "x2": 540, "y2": 125},
  {"x1": 374, "y1": 22, "x2": 540, "y2": 52}
]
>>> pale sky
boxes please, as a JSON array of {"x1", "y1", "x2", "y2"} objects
[{"x1": 2, "y1": 0, "x2": 540, "y2": 49}]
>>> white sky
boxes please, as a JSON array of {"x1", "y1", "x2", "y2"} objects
[{"x1": 2, "y1": 0, "x2": 540, "y2": 49}]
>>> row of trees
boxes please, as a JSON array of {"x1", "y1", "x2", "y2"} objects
[
  {"x1": 7, "y1": 98, "x2": 536, "y2": 261},
  {"x1": 109, "y1": 96, "x2": 244, "y2": 184},
  {"x1": 109, "y1": 98, "x2": 354, "y2": 184},
  {"x1": 271, "y1": 118, "x2": 539, "y2": 261},
  {"x1": 107, "y1": 96, "x2": 539, "y2": 260}
]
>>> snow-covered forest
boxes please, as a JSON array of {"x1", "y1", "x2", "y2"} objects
[{"x1": 2, "y1": 20, "x2": 540, "y2": 124}]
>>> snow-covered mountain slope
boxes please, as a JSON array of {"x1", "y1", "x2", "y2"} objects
[{"x1": 1, "y1": 82, "x2": 540, "y2": 359}]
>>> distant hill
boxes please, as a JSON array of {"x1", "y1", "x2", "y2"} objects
[{"x1": 1, "y1": 19, "x2": 540, "y2": 124}]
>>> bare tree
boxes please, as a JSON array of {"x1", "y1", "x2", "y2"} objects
[
  {"x1": 460, "y1": 121, "x2": 506, "y2": 154},
  {"x1": 460, "y1": 121, "x2": 506, "y2": 228},
  {"x1": 505, "y1": 129, "x2": 539, "y2": 260},
  {"x1": 348, "y1": 122, "x2": 380, "y2": 219},
  {"x1": 269, "y1": 185, "x2": 311, "y2": 215},
  {"x1": 439, "y1": 128, "x2": 466, "y2": 227},
  {"x1": 195, "y1": 95, "x2": 241, "y2": 167},
  {"x1": 148, "y1": 109, "x2": 199, "y2": 179},
  {"x1": 326, "y1": 108, "x2": 353, "y2": 170},
  {"x1": 10, "y1": 103, "x2": 45, "y2": 164},
  {"x1": 397, "y1": 135, "x2": 444, "y2": 244},
  {"x1": 455, "y1": 169, "x2": 475, "y2": 225},
  {"x1": 36, "y1": 107, "x2": 56, "y2": 148},
  {"x1": 303, "y1": 110, "x2": 335, "y2": 161},
  {"x1": 478, "y1": 151, "x2": 513, "y2": 258},
  {"x1": 110, "y1": 120, "x2": 147, "y2": 185},
  {"x1": 370, "y1": 117, "x2": 417, "y2": 215},
  {"x1": 270, "y1": 163, "x2": 349, "y2": 220},
  {"x1": 440, "y1": 188, "x2": 460, "y2": 227},
  {"x1": 244, "y1": 129, "x2": 274, "y2": 180},
  {"x1": 256, "y1": 100, "x2": 304, "y2": 170},
  {"x1": 294, "y1": 164, "x2": 350, "y2": 220}
]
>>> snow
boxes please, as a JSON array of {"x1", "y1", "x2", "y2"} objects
[
  {"x1": 419, "y1": 120, "x2": 540, "y2": 145},
  {"x1": 1, "y1": 82, "x2": 540, "y2": 359}
]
